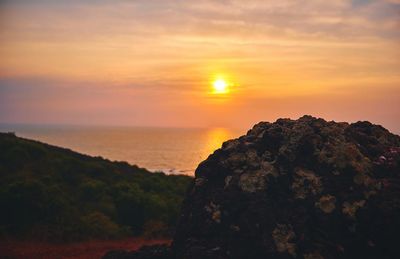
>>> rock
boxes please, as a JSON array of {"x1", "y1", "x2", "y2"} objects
[
  {"x1": 291, "y1": 168, "x2": 322, "y2": 199},
  {"x1": 342, "y1": 200, "x2": 366, "y2": 218},
  {"x1": 272, "y1": 224, "x2": 297, "y2": 256},
  {"x1": 105, "y1": 116, "x2": 400, "y2": 259},
  {"x1": 315, "y1": 195, "x2": 336, "y2": 214}
]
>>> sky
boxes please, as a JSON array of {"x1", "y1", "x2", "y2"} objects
[{"x1": 0, "y1": 0, "x2": 399, "y2": 132}]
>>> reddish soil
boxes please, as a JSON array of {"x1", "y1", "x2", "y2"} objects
[{"x1": 0, "y1": 238, "x2": 171, "y2": 259}]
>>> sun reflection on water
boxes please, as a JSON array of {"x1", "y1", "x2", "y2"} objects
[{"x1": 203, "y1": 128, "x2": 233, "y2": 157}]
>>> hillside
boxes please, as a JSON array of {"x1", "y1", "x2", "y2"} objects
[{"x1": 0, "y1": 132, "x2": 192, "y2": 242}]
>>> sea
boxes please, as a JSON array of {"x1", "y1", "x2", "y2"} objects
[{"x1": 0, "y1": 124, "x2": 246, "y2": 176}]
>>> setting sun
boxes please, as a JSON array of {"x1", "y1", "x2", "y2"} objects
[{"x1": 212, "y1": 79, "x2": 229, "y2": 94}]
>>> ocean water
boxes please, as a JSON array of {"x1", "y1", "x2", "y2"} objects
[{"x1": 0, "y1": 125, "x2": 245, "y2": 175}]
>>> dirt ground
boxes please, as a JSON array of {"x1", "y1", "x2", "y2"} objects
[{"x1": 0, "y1": 237, "x2": 170, "y2": 259}]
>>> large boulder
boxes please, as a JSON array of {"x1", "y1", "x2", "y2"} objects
[{"x1": 107, "y1": 116, "x2": 400, "y2": 259}]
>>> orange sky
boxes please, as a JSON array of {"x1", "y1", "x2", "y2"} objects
[{"x1": 0, "y1": 0, "x2": 399, "y2": 132}]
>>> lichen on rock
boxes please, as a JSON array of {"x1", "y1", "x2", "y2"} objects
[
  {"x1": 315, "y1": 195, "x2": 336, "y2": 213},
  {"x1": 318, "y1": 142, "x2": 372, "y2": 174},
  {"x1": 222, "y1": 152, "x2": 247, "y2": 169},
  {"x1": 304, "y1": 251, "x2": 324, "y2": 259},
  {"x1": 238, "y1": 169, "x2": 269, "y2": 193},
  {"x1": 205, "y1": 201, "x2": 221, "y2": 223},
  {"x1": 292, "y1": 168, "x2": 322, "y2": 199},
  {"x1": 342, "y1": 200, "x2": 366, "y2": 218},
  {"x1": 272, "y1": 224, "x2": 297, "y2": 257},
  {"x1": 224, "y1": 175, "x2": 232, "y2": 189}
]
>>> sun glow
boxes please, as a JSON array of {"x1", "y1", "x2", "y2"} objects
[{"x1": 212, "y1": 79, "x2": 229, "y2": 94}]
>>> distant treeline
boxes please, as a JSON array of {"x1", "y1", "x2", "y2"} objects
[{"x1": 0, "y1": 133, "x2": 192, "y2": 242}]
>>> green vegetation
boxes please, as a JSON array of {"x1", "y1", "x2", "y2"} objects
[{"x1": 0, "y1": 132, "x2": 192, "y2": 242}]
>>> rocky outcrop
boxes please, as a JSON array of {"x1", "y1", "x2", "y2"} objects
[{"x1": 105, "y1": 116, "x2": 400, "y2": 259}]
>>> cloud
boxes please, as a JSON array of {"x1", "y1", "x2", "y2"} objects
[{"x1": 1, "y1": 0, "x2": 399, "y2": 42}]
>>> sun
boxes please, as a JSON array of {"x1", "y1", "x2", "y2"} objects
[{"x1": 212, "y1": 79, "x2": 229, "y2": 94}]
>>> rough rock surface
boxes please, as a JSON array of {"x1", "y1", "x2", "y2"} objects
[{"x1": 105, "y1": 116, "x2": 400, "y2": 259}]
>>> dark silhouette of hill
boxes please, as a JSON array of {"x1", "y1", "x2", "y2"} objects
[
  {"x1": 105, "y1": 116, "x2": 400, "y2": 259},
  {"x1": 0, "y1": 132, "x2": 191, "y2": 241}
]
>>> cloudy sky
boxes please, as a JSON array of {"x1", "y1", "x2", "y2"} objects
[{"x1": 0, "y1": 0, "x2": 399, "y2": 131}]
